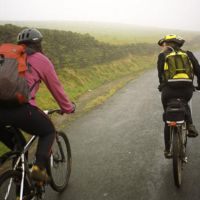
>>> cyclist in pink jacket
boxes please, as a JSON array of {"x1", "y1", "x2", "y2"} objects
[{"x1": 0, "y1": 28, "x2": 75, "y2": 182}]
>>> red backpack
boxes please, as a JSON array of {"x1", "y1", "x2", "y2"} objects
[{"x1": 0, "y1": 43, "x2": 30, "y2": 106}]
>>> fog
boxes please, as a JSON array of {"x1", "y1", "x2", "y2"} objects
[{"x1": 1, "y1": 0, "x2": 200, "y2": 31}]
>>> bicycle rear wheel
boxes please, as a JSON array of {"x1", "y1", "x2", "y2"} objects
[
  {"x1": 172, "y1": 127, "x2": 182, "y2": 187},
  {"x1": 47, "y1": 131, "x2": 72, "y2": 192},
  {"x1": 0, "y1": 170, "x2": 34, "y2": 200}
]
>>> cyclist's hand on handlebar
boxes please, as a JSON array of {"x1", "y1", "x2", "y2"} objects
[
  {"x1": 71, "y1": 102, "x2": 76, "y2": 113},
  {"x1": 60, "y1": 102, "x2": 76, "y2": 114},
  {"x1": 195, "y1": 85, "x2": 200, "y2": 91},
  {"x1": 62, "y1": 102, "x2": 76, "y2": 114},
  {"x1": 158, "y1": 84, "x2": 162, "y2": 92}
]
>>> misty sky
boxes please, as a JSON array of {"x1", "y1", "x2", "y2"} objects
[{"x1": 1, "y1": 0, "x2": 200, "y2": 31}]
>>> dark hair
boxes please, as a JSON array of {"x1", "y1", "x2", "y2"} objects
[{"x1": 24, "y1": 41, "x2": 43, "y2": 54}]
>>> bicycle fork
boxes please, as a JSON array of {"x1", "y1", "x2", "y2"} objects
[{"x1": 56, "y1": 133, "x2": 66, "y2": 162}]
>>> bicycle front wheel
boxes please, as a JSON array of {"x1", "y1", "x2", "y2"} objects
[
  {"x1": 0, "y1": 170, "x2": 21, "y2": 200},
  {"x1": 47, "y1": 131, "x2": 72, "y2": 192},
  {"x1": 172, "y1": 127, "x2": 182, "y2": 188},
  {"x1": 0, "y1": 170, "x2": 33, "y2": 200}
]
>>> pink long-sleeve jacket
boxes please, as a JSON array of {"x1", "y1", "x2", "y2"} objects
[{"x1": 25, "y1": 52, "x2": 74, "y2": 113}]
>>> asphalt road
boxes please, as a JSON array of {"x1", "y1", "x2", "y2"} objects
[{"x1": 46, "y1": 69, "x2": 200, "y2": 200}]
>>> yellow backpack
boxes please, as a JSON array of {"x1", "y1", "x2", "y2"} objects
[{"x1": 163, "y1": 50, "x2": 194, "y2": 84}]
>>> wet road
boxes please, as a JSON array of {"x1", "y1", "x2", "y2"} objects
[{"x1": 46, "y1": 69, "x2": 200, "y2": 200}]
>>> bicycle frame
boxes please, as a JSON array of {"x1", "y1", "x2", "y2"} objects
[{"x1": 6, "y1": 135, "x2": 37, "y2": 200}]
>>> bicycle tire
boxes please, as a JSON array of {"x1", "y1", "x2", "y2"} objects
[
  {"x1": 181, "y1": 124, "x2": 187, "y2": 158},
  {"x1": 0, "y1": 170, "x2": 33, "y2": 200},
  {"x1": 47, "y1": 131, "x2": 72, "y2": 192},
  {"x1": 172, "y1": 127, "x2": 182, "y2": 188}
]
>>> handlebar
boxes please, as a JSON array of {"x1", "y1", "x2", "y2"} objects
[
  {"x1": 43, "y1": 109, "x2": 62, "y2": 115},
  {"x1": 43, "y1": 102, "x2": 76, "y2": 115}
]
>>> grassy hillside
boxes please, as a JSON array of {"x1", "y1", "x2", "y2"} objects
[
  {"x1": 37, "y1": 54, "x2": 156, "y2": 109},
  {"x1": 0, "y1": 24, "x2": 157, "y2": 68},
  {"x1": 1, "y1": 21, "x2": 200, "y2": 47}
]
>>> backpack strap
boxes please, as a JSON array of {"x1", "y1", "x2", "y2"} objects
[{"x1": 29, "y1": 80, "x2": 41, "y2": 92}]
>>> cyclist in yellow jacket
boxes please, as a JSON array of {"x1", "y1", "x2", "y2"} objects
[{"x1": 157, "y1": 34, "x2": 200, "y2": 158}]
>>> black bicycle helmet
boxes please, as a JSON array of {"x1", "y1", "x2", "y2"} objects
[
  {"x1": 17, "y1": 28, "x2": 43, "y2": 44},
  {"x1": 158, "y1": 34, "x2": 185, "y2": 47}
]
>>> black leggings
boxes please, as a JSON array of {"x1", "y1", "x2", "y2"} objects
[
  {"x1": 161, "y1": 86, "x2": 193, "y2": 150},
  {"x1": 0, "y1": 104, "x2": 55, "y2": 168}
]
